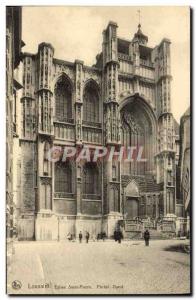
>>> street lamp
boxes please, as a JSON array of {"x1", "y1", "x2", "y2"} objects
[
  {"x1": 121, "y1": 185, "x2": 126, "y2": 229},
  {"x1": 57, "y1": 215, "x2": 60, "y2": 241}
]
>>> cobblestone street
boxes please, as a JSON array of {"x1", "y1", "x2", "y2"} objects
[{"x1": 7, "y1": 239, "x2": 190, "y2": 295}]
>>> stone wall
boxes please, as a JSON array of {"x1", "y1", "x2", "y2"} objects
[{"x1": 20, "y1": 141, "x2": 36, "y2": 210}]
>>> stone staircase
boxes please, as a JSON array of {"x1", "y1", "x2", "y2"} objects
[
  {"x1": 123, "y1": 217, "x2": 176, "y2": 240},
  {"x1": 148, "y1": 229, "x2": 172, "y2": 240},
  {"x1": 124, "y1": 229, "x2": 175, "y2": 240},
  {"x1": 124, "y1": 231, "x2": 142, "y2": 240}
]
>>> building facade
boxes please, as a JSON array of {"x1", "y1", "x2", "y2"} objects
[
  {"x1": 6, "y1": 6, "x2": 23, "y2": 257},
  {"x1": 178, "y1": 107, "x2": 190, "y2": 236},
  {"x1": 16, "y1": 21, "x2": 182, "y2": 240}
]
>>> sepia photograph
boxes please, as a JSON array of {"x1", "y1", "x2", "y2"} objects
[{"x1": 6, "y1": 5, "x2": 191, "y2": 295}]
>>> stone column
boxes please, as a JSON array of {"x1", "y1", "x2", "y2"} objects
[
  {"x1": 76, "y1": 162, "x2": 82, "y2": 215},
  {"x1": 102, "y1": 22, "x2": 122, "y2": 237},
  {"x1": 75, "y1": 60, "x2": 84, "y2": 145}
]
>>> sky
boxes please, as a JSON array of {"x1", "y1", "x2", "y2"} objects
[{"x1": 22, "y1": 6, "x2": 190, "y2": 122}]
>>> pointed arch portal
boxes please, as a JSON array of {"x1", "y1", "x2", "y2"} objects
[{"x1": 120, "y1": 94, "x2": 157, "y2": 176}]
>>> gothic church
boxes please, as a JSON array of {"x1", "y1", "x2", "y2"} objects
[{"x1": 17, "y1": 21, "x2": 183, "y2": 240}]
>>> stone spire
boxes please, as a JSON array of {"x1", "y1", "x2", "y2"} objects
[{"x1": 133, "y1": 23, "x2": 148, "y2": 45}]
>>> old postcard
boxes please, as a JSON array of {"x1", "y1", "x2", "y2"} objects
[{"x1": 6, "y1": 6, "x2": 190, "y2": 295}]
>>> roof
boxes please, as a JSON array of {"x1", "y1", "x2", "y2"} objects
[
  {"x1": 182, "y1": 107, "x2": 190, "y2": 117},
  {"x1": 173, "y1": 118, "x2": 180, "y2": 135},
  {"x1": 133, "y1": 24, "x2": 148, "y2": 43}
]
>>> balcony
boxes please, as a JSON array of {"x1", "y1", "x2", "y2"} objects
[
  {"x1": 53, "y1": 192, "x2": 74, "y2": 199},
  {"x1": 82, "y1": 126, "x2": 102, "y2": 144},
  {"x1": 82, "y1": 120, "x2": 101, "y2": 128},
  {"x1": 118, "y1": 53, "x2": 132, "y2": 61},
  {"x1": 140, "y1": 59, "x2": 154, "y2": 68},
  {"x1": 54, "y1": 122, "x2": 75, "y2": 141},
  {"x1": 82, "y1": 194, "x2": 101, "y2": 200},
  {"x1": 139, "y1": 65, "x2": 155, "y2": 80},
  {"x1": 54, "y1": 117, "x2": 74, "y2": 124}
]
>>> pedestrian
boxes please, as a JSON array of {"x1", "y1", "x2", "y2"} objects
[
  {"x1": 117, "y1": 230, "x2": 123, "y2": 244},
  {"x1": 97, "y1": 233, "x2": 102, "y2": 241},
  {"x1": 85, "y1": 231, "x2": 90, "y2": 243},
  {"x1": 67, "y1": 232, "x2": 72, "y2": 241},
  {"x1": 144, "y1": 229, "x2": 150, "y2": 246},
  {"x1": 114, "y1": 230, "x2": 117, "y2": 242},
  {"x1": 79, "y1": 231, "x2": 82, "y2": 243}
]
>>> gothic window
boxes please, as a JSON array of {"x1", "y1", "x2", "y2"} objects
[
  {"x1": 82, "y1": 162, "x2": 100, "y2": 197},
  {"x1": 111, "y1": 187, "x2": 119, "y2": 212},
  {"x1": 167, "y1": 190, "x2": 174, "y2": 214},
  {"x1": 54, "y1": 161, "x2": 72, "y2": 195},
  {"x1": 167, "y1": 170, "x2": 172, "y2": 186},
  {"x1": 42, "y1": 184, "x2": 51, "y2": 210},
  {"x1": 112, "y1": 165, "x2": 117, "y2": 181},
  {"x1": 54, "y1": 75, "x2": 72, "y2": 122},
  {"x1": 83, "y1": 81, "x2": 99, "y2": 123},
  {"x1": 121, "y1": 105, "x2": 154, "y2": 176},
  {"x1": 43, "y1": 141, "x2": 50, "y2": 175},
  {"x1": 183, "y1": 167, "x2": 190, "y2": 201}
]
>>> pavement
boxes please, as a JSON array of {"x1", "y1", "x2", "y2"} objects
[{"x1": 7, "y1": 239, "x2": 190, "y2": 295}]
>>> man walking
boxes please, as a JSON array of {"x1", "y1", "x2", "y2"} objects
[
  {"x1": 79, "y1": 231, "x2": 83, "y2": 243},
  {"x1": 114, "y1": 230, "x2": 117, "y2": 242},
  {"x1": 67, "y1": 232, "x2": 72, "y2": 241},
  {"x1": 117, "y1": 230, "x2": 123, "y2": 243},
  {"x1": 85, "y1": 231, "x2": 90, "y2": 243},
  {"x1": 144, "y1": 229, "x2": 150, "y2": 246}
]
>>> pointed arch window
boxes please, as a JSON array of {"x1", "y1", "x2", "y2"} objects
[
  {"x1": 121, "y1": 101, "x2": 155, "y2": 176},
  {"x1": 54, "y1": 161, "x2": 72, "y2": 197},
  {"x1": 83, "y1": 81, "x2": 99, "y2": 124},
  {"x1": 82, "y1": 162, "x2": 100, "y2": 199},
  {"x1": 54, "y1": 75, "x2": 72, "y2": 122},
  {"x1": 43, "y1": 141, "x2": 50, "y2": 175}
]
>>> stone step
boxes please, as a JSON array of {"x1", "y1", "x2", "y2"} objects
[
  {"x1": 124, "y1": 229, "x2": 175, "y2": 240},
  {"x1": 124, "y1": 231, "x2": 142, "y2": 239}
]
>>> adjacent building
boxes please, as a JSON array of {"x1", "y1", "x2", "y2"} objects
[
  {"x1": 6, "y1": 6, "x2": 23, "y2": 258},
  {"x1": 178, "y1": 107, "x2": 190, "y2": 236}
]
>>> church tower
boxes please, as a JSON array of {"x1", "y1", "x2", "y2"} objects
[
  {"x1": 154, "y1": 39, "x2": 176, "y2": 218},
  {"x1": 35, "y1": 43, "x2": 54, "y2": 239},
  {"x1": 19, "y1": 52, "x2": 37, "y2": 240},
  {"x1": 102, "y1": 22, "x2": 122, "y2": 235}
]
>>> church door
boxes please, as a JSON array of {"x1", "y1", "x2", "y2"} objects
[{"x1": 126, "y1": 197, "x2": 139, "y2": 219}]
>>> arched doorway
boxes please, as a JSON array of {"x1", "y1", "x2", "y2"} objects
[
  {"x1": 125, "y1": 180, "x2": 139, "y2": 219},
  {"x1": 120, "y1": 95, "x2": 157, "y2": 176}
]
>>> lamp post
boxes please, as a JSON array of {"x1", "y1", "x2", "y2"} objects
[
  {"x1": 57, "y1": 215, "x2": 60, "y2": 241},
  {"x1": 121, "y1": 184, "x2": 126, "y2": 229}
]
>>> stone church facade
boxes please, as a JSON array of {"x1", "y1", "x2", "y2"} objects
[{"x1": 17, "y1": 21, "x2": 182, "y2": 240}]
